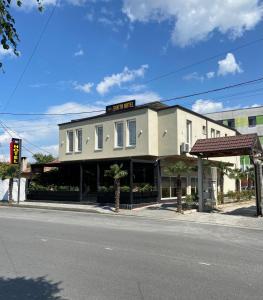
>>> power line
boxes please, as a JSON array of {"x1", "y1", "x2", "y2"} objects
[
  {"x1": 0, "y1": 76, "x2": 262, "y2": 116},
  {"x1": 143, "y1": 37, "x2": 263, "y2": 84},
  {"x1": 1, "y1": 121, "x2": 54, "y2": 155},
  {"x1": 2, "y1": 4, "x2": 57, "y2": 111},
  {"x1": 159, "y1": 77, "x2": 263, "y2": 104},
  {"x1": 0, "y1": 121, "x2": 36, "y2": 156}
]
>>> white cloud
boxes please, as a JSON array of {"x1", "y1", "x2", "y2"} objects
[
  {"x1": 206, "y1": 71, "x2": 215, "y2": 79},
  {"x1": 96, "y1": 64, "x2": 148, "y2": 95},
  {"x1": 0, "y1": 47, "x2": 17, "y2": 59},
  {"x1": 192, "y1": 99, "x2": 260, "y2": 115},
  {"x1": 122, "y1": 0, "x2": 263, "y2": 46},
  {"x1": 74, "y1": 49, "x2": 84, "y2": 57},
  {"x1": 73, "y1": 82, "x2": 94, "y2": 93},
  {"x1": 192, "y1": 99, "x2": 223, "y2": 114},
  {"x1": 96, "y1": 91, "x2": 160, "y2": 106},
  {"x1": 0, "y1": 101, "x2": 104, "y2": 162},
  {"x1": 183, "y1": 72, "x2": 204, "y2": 82},
  {"x1": 218, "y1": 53, "x2": 242, "y2": 76}
]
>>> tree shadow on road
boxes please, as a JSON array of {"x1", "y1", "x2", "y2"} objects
[{"x1": 0, "y1": 276, "x2": 66, "y2": 300}]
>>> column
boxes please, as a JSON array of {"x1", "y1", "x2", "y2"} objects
[
  {"x1": 96, "y1": 163, "x2": 100, "y2": 191},
  {"x1": 79, "y1": 163, "x2": 83, "y2": 202},
  {"x1": 129, "y1": 159, "x2": 133, "y2": 208},
  {"x1": 198, "y1": 157, "x2": 204, "y2": 212}
]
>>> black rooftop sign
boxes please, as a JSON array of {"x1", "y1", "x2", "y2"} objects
[{"x1": 106, "y1": 100, "x2": 136, "y2": 114}]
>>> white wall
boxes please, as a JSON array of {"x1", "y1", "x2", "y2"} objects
[{"x1": 0, "y1": 178, "x2": 26, "y2": 202}]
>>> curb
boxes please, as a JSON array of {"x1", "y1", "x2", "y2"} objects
[{"x1": 1, "y1": 203, "x2": 262, "y2": 231}]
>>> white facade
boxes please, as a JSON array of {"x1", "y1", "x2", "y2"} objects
[{"x1": 58, "y1": 102, "x2": 240, "y2": 198}]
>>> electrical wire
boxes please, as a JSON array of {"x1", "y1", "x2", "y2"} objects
[
  {"x1": 143, "y1": 37, "x2": 263, "y2": 84},
  {"x1": 2, "y1": 4, "x2": 57, "y2": 111},
  {"x1": 0, "y1": 76, "x2": 262, "y2": 116}
]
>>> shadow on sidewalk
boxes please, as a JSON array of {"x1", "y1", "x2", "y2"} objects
[
  {"x1": 221, "y1": 205, "x2": 257, "y2": 218},
  {"x1": 146, "y1": 203, "x2": 177, "y2": 212},
  {"x1": 0, "y1": 276, "x2": 66, "y2": 300}
]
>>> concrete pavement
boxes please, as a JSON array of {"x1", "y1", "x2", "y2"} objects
[
  {"x1": 0, "y1": 207, "x2": 263, "y2": 299},
  {"x1": 1, "y1": 200, "x2": 262, "y2": 230}
]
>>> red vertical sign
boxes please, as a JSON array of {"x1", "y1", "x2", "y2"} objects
[{"x1": 10, "y1": 138, "x2": 20, "y2": 164}]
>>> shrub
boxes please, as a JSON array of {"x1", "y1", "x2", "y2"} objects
[
  {"x1": 185, "y1": 194, "x2": 194, "y2": 204},
  {"x1": 227, "y1": 191, "x2": 236, "y2": 200},
  {"x1": 120, "y1": 186, "x2": 130, "y2": 192},
  {"x1": 139, "y1": 184, "x2": 153, "y2": 192},
  {"x1": 98, "y1": 186, "x2": 108, "y2": 192},
  {"x1": 217, "y1": 192, "x2": 224, "y2": 204}
]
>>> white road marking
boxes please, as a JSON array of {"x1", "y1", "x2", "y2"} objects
[
  {"x1": 105, "y1": 247, "x2": 113, "y2": 251},
  {"x1": 199, "y1": 262, "x2": 211, "y2": 266},
  {"x1": 41, "y1": 239, "x2": 48, "y2": 242}
]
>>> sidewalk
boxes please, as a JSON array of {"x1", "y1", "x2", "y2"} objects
[{"x1": 1, "y1": 200, "x2": 262, "y2": 230}]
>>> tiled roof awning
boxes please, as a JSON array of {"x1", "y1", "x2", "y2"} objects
[{"x1": 190, "y1": 134, "x2": 262, "y2": 157}]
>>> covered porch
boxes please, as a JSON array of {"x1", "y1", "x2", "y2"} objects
[
  {"x1": 29, "y1": 156, "x2": 160, "y2": 209},
  {"x1": 190, "y1": 133, "x2": 263, "y2": 216}
]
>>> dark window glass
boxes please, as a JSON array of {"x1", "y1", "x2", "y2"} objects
[{"x1": 248, "y1": 116, "x2": 256, "y2": 127}]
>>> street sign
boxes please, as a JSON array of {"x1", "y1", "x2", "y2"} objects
[{"x1": 10, "y1": 138, "x2": 21, "y2": 164}]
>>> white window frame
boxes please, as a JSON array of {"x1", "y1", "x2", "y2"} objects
[
  {"x1": 75, "y1": 128, "x2": 82, "y2": 152},
  {"x1": 211, "y1": 128, "x2": 215, "y2": 138},
  {"x1": 66, "y1": 130, "x2": 74, "y2": 153},
  {"x1": 127, "y1": 119, "x2": 136, "y2": 147},
  {"x1": 186, "y1": 120, "x2": 192, "y2": 147},
  {"x1": 161, "y1": 176, "x2": 188, "y2": 199},
  {"x1": 115, "y1": 121, "x2": 124, "y2": 148},
  {"x1": 216, "y1": 130, "x2": 220, "y2": 138},
  {"x1": 202, "y1": 125, "x2": 207, "y2": 135},
  {"x1": 95, "y1": 125, "x2": 103, "y2": 150}
]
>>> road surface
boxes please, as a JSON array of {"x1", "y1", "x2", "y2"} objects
[{"x1": 0, "y1": 207, "x2": 262, "y2": 300}]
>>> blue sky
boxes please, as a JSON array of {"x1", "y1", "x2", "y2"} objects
[{"x1": 0, "y1": 0, "x2": 263, "y2": 160}]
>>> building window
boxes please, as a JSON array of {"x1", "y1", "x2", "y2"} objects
[
  {"x1": 95, "y1": 126, "x2": 103, "y2": 150},
  {"x1": 202, "y1": 125, "x2": 206, "y2": 135},
  {"x1": 186, "y1": 120, "x2": 192, "y2": 146},
  {"x1": 216, "y1": 130, "x2": 220, "y2": 138},
  {"x1": 127, "y1": 119, "x2": 136, "y2": 146},
  {"x1": 161, "y1": 177, "x2": 187, "y2": 199},
  {"x1": 227, "y1": 119, "x2": 235, "y2": 128},
  {"x1": 211, "y1": 128, "x2": 215, "y2": 138},
  {"x1": 67, "y1": 130, "x2": 74, "y2": 153},
  {"x1": 115, "y1": 122, "x2": 124, "y2": 148},
  {"x1": 248, "y1": 116, "x2": 256, "y2": 127},
  {"x1": 75, "y1": 129, "x2": 82, "y2": 152}
]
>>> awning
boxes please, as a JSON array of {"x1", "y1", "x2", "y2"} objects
[{"x1": 190, "y1": 134, "x2": 262, "y2": 158}]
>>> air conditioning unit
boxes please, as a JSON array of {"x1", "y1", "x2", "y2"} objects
[{"x1": 180, "y1": 143, "x2": 190, "y2": 154}]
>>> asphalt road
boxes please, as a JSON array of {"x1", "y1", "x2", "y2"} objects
[{"x1": 0, "y1": 207, "x2": 263, "y2": 300}]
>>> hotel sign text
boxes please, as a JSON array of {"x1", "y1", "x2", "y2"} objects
[{"x1": 106, "y1": 100, "x2": 136, "y2": 114}]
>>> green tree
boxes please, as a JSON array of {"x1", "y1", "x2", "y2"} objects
[
  {"x1": 0, "y1": 163, "x2": 19, "y2": 202},
  {"x1": 0, "y1": 0, "x2": 42, "y2": 68},
  {"x1": 217, "y1": 162, "x2": 231, "y2": 204},
  {"x1": 165, "y1": 161, "x2": 193, "y2": 213},
  {"x1": 104, "y1": 164, "x2": 128, "y2": 213},
  {"x1": 228, "y1": 168, "x2": 247, "y2": 201},
  {"x1": 33, "y1": 153, "x2": 55, "y2": 164}
]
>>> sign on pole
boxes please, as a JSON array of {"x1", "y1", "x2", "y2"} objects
[
  {"x1": 10, "y1": 138, "x2": 21, "y2": 164},
  {"x1": 10, "y1": 138, "x2": 22, "y2": 204}
]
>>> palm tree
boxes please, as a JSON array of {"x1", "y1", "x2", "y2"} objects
[
  {"x1": 104, "y1": 164, "x2": 128, "y2": 213},
  {"x1": 217, "y1": 162, "x2": 231, "y2": 204},
  {"x1": 228, "y1": 168, "x2": 247, "y2": 201},
  {"x1": 165, "y1": 161, "x2": 193, "y2": 213},
  {"x1": 0, "y1": 163, "x2": 19, "y2": 203}
]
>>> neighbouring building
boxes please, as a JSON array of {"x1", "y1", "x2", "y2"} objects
[
  {"x1": 31, "y1": 100, "x2": 240, "y2": 208},
  {"x1": 206, "y1": 105, "x2": 263, "y2": 170}
]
